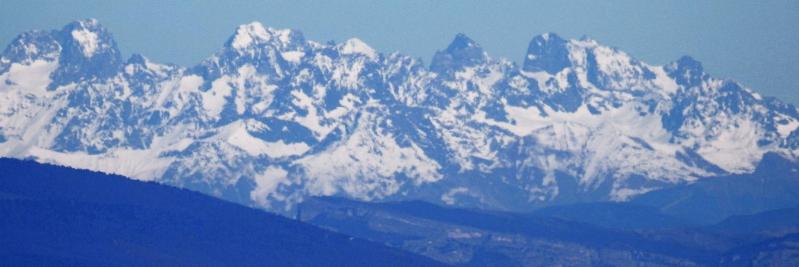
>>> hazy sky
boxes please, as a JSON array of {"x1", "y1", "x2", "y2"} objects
[{"x1": 1, "y1": 0, "x2": 797, "y2": 104}]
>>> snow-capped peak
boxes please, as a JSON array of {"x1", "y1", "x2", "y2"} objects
[
  {"x1": 62, "y1": 18, "x2": 112, "y2": 59},
  {"x1": 70, "y1": 27, "x2": 99, "y2": 57},
  {"x1": 230, "y1": 22, "x2": 272, "y2": 50},
  {"x1": 0, "y1": 30, "x2": 61, "y2": 69},
  {"x1": 227, "y1": 22, "x2": 303, "y2": 52},
  {"x1": 338, "y1": 38, "x2": 378, "y2": 59}
]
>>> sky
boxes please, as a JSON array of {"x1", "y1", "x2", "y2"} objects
[{"x1": 1, "y1": 0, "x2": 797, "y2": 104}]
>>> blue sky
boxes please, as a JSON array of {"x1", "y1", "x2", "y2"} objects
[{"x1": 1, "y1": 0, "x2": 797, "y2": 104}]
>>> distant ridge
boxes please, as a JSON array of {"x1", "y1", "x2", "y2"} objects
[{"x1": 0, "y1": 158, "x2": 444, "y2": 266}]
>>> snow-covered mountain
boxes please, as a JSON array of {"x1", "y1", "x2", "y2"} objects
[{"x1": 1, "y1": 19, "x2": 797, "y2": 212}]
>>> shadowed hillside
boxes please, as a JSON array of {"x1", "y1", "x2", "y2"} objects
[{"x1": 0, "y1": 158, "x2": 444, "y2": 266}]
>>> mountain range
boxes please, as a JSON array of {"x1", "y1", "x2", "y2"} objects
[{"x1": 1, "y1": 19, "x2": 798, "y2": 214}]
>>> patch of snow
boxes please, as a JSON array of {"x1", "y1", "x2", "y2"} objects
[
  {"x1": 177, "y1": 75, "x2": 203, "y2": 91},
  {"x1": 24, "y1": 43, "x2": 39, "y2": 55},
  {"x1": 331, "y1": 60, "x2": 365, "y2": 88},
  {"x1": 0, "y1": 60, "x2": 58, "y2": 95},
  {"x1": 273, "y1": 28, "x2": 293, "y2": 44},
  {"x1": 250, "y1": 167, "x2": 290, "y2": 207},
  {"x1": 289, "y1": 90, "x2": 335, "y2": 139},
  {"x1": 777, "y1": 118, "x2": 799, "y2": 138},
  {"x1": 327, "y1": 93, "x2": 359, "y2": 118},
  {"x1": 697, "y1": 119, "x2": 763, "y2": 173},
  {"x1": 0, "y1": 142, "x2": 172, "y2": 182},
  {"x1": 521, "y1": 70, "x2": 554, "y2": 93},
  {"x1": 220, "y1": 121, "x2": 310, "y2": 158},
  {"x1": 281, "y1": 51, "x2": 305, "y2": 64},
  {"x1": 447, "y1": 228, "x2": 482, "y2": 239},
  {"x1": 751, "y1": 92, "x2": 762, "y2": 100},
  {"x1": 441, "y1": 187, "x2": 469, "y2": 205},
  {"x1": 432, "y1": 109, "x2": 499, "y2": 171},
  {"x1": 611, "y1": 187, "x2": 655, "y2": 201},
  {"x1": 158, "y1": 74, "x2": 203, "y2": 113},
  {"x1": 651, "y1": 66, "x2": 679, "y2": 94},
  {"x1": 71, "y1": 29, "x2": 99, "y2": 58},
  {"x1": 202, "y1": 77, "x2": 232, "y2": 119}
]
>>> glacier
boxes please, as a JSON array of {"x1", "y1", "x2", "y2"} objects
[{"x1": 1, "y1": 19, "x2": 798, "y2": 212}]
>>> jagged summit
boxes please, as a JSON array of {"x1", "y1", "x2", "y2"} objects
[
  {"x1": 523, "y1": 32, "x2": 571, "y2": 73},
  {"x1": 0, "y1": 30, "x2": 60, "y2": 73},
  {"x1": 62, "y1": 19, "x2": 102, "y2": 56},
  {"x1": 126, "y1": 53, "x2": 147, "y2": 65},
  {"x1": 446, "y1": 33, "x2": 481, "y2": 52},
  {"x1": 58, "y1": 18, "x2": 119, "y2": 59},
  {"x1": 666, "y1": 55, "x2": 706, "y2": 86},
  {"x1": 673, "y1": 55, "x2": 703, "y2": 71},
  {"x1": 0, "y1": 20, "x2": 114, "y2": 71},
  {"x1": 430, "y1": 33, "x2": 488, "y2": 74},
  {"x1": 0, "y1": 19, "x2": 123, "y2": 88},
  {"x1": 46, "y1": 18, "x2": 123, "y2": 88},
  {"x1": 195, "y1": 22, "x2": 306, "y2": 81}
]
